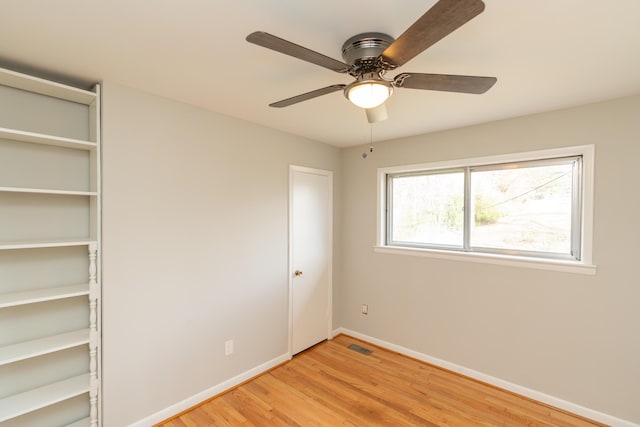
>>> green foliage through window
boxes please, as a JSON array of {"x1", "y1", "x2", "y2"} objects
[{"x1": 387, "y1": 156, "x2": 582, "y2": 260}]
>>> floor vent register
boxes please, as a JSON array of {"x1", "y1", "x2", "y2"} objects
[{"x1": 347, "y1": 343, "x2": 373, "y2": 355}]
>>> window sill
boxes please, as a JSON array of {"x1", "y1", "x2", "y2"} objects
[{"x1": 373, "y1": 245, "x2": 596, "y2": 275}]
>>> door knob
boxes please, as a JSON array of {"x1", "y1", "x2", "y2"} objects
[{"x1": 294, "y1": 270, "x2": 303, "y2": 277}]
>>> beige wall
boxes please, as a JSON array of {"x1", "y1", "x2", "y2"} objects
[
  {"x1": 101, "y1": 82, "x2": 341, "y2": 426},
  {"x1": 338, "y1": 96, "x2": 640, "y2": 423},
  {"x1": 100, "y1": 82, "x2": 638, "y2": 425}
]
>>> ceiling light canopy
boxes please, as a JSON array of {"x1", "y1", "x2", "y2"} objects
[{"x1": 344, "y1": 76, "x2": 393, "y2": 109}]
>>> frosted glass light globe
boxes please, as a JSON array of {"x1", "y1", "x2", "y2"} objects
[{"x1": 346, "y1": 81, "x2": 392, "y2": 109}]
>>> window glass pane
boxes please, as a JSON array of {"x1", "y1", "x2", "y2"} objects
[
  {"x1": 470, "y1": 162, "x2": 574, "y2": 254},
  {"x1": 390, "y1": 171, "x2": 464, "y2": 247}
]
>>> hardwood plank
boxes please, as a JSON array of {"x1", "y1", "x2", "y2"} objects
[
  {"x1": 201, "y1": 399, "x2": 246, "y2": 426},
  {"x1": 156, "y1": 335, "x2": 606, "y2": 426},
  {"x1": 293, "y1": 353, "x2": 437, "y2": 425}
]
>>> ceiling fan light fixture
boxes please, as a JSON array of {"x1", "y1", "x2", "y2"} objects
[{"x1": 345, "y1": 79, "x2": 393, "y2": 109}]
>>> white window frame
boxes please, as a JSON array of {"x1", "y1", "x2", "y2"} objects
[{"x1": 376, "y1": 145, "x2": 596, "y2": 275}]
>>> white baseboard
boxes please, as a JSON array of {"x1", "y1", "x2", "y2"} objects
[
  {"x1": 333, "y1": 328, "x2": 638, "y2": 427},
  {"x1": 128, "y1": 353, "x2": 290, "y2": 427}
]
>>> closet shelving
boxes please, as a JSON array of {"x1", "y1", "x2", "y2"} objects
[{"x1": 0, "y1": 66, "x2": 101, "y2": 426}]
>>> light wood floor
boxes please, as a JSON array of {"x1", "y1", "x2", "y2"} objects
[{"x1": 157, "y1": 335, "x2": 606, "y2": 426}]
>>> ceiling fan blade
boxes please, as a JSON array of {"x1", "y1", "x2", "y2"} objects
[
  {"x1": 394, "y1": 73, "x2": 496, "y2": 94},
  {"x1": 269, "y1": 84, "x2": 346, "y2": 108},
  {"x1": 247, "y1": 31, "x2": 349, "y2": 73},
  {"x1": 381, "y1": 0, "x2": 486, "y2": 68}
]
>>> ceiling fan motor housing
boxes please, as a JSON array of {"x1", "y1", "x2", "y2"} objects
[{"x1": 341, "y1": 32, "x2": 395, "y2": 73}]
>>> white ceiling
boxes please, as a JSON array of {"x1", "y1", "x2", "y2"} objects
[{"x1": 1, "y1": 1, "x2": 639, "y2": 147}]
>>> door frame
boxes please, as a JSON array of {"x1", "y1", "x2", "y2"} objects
[{"x1": 288, "y1": 165, "x2": 333, "y2": 358}]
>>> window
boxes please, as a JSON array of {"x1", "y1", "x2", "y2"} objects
[{"x1": 377, "y1": 146, "x2": 595, "y2": 273}]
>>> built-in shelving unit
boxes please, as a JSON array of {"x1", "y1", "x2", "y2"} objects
[
  {"x1": 0, "y1": 284, "x2": 90, "y2": 309},
  {"x1": 0, "y1": 186, "x2": 97, "y2": 196},
  {"x1": 0, "y1": 329, "x2": 90, "y2": 366},
  {"x1": 0, "y1": 239, "x2": 97, "y2": 251},
  {"x1": 0, "y1": 68, "x2": 95, "y2": 104},
  {"x1": 0, "y1": 127, "x2": 97, "y2": 150},
  {"x1": 0, "y1": 66, "x2": 101, "y2": 426},
  {"x1": 0, "y1": 374, "x2": 90, "y2": 423},
  {"x1": 66, "y1": 417, "x2": 91, "y2": 427}
]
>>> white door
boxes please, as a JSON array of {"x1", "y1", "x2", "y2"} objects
[{"x1": 290, "y1": 166, "x2": 332, "y2": 355}]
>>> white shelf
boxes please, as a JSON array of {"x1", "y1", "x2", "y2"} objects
[
  {"x1": 0, "y1": 127, "x2": 96, "y2": 150},
  {"x1": 0, "y1": 329, "x2": 90, "y2": 366},
  {"x1": 0, "y1": 374, "x2": 90, "y2": 422},
  {"x1": 66, "y1": 417, "x2": 90, "y2": 427},
  {"x1": 0, "y1": 67, "x2": 95, "y2": 105},
  {"x1": 0, "y1": 65, "x2": 100, "y2": 425},
  {"x1": 0, "y1": 284, "x2": 90, "y2": 309},
  {"x1": 0, "y1": 239, "x2": 96, "y2": 251},
  {"x1": 0, "y1": 186, "x2": 96, "y2": 196}
]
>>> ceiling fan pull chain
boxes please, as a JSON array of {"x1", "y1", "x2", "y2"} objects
[
  {"x1": 370, "y1": 124, "x2": 374, "y2": 153},
  {"x1": 362, "y1": 123, "x2": 374, "y2": 159}
]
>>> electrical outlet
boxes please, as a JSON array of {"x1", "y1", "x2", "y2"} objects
[
  {"x1": 225, "y1": 340, "x2": 234, "y2": 356},
  {"x1": 362, "y1": 304, "x2": 368, "y2": 315}
]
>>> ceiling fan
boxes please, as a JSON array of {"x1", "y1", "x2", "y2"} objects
[{"x1": 246, "y1": 0, "x2": 496, "y2": 122}]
